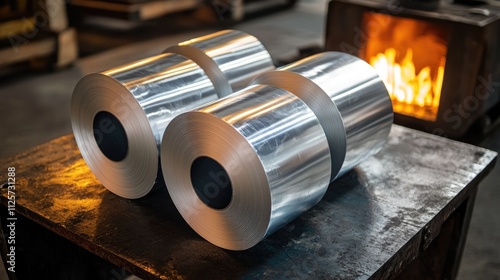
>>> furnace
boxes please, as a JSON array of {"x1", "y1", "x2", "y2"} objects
[{"x1": 326, "y1": 0, "x2": 500, "y2": 137}]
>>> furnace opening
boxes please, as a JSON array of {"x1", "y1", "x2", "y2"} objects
[
  {"x1": 93, "y1": 111, "x2": 128, "y2": 162},
  {"x1": 191, "y1": 156, "x2": 233, "y2": 210},
  {"x1": 361, "y1": 12, "x2": 449, "y2": 121}
]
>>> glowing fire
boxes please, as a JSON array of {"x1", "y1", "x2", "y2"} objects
[
  {"x1": 370, "y1": 48, "x2": 445, "y2": 120},
  {"x1": 362, "y1": 12, "x2": 449, "y2": 121}
]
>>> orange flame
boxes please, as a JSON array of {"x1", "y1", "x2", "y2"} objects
[
  {"x1": 362, "y1": 12, "x2": 448, "y2": 121},
  {"x1": 369, "y1": 48, "x2": 445, "y2": 120}
]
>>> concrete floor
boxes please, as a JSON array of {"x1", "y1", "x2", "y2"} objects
[{"x1": 1, "y1": 0, "x2": 499, "y2": 278}]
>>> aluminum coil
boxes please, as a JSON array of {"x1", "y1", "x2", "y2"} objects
[
  {"x1": 71, "y1": 30, "x2": 274, "y2": 199},
  {"x1": 161, "y1": 84, "x2": 332, "y2": 250},
  {"x1": 165, "y1": 29, "x2": 275, "y2": 96},
  {"x1": 253, "y1": 51, "x2": 393, "y2": 179}
]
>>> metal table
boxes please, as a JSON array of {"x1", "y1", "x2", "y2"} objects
[{"x1": 0, "y1": 125, "x2": 497, "y2": 279}]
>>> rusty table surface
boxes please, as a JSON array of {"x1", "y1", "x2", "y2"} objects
[{"x1": 0, "y1": 125, "x2": 497, "y2": 279}]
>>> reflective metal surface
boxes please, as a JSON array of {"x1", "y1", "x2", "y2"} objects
[
  {"x1": 161, "y1": 84, "x2": 331, "y2": 250},
  {"x1": 165, "y1": 29, "x2": 275, "y2": 97},
  {"x1": 254, "y1": 52, "x2": 393, "y2": 179},
  {"x1": 71, "y1": 54, "x2": 216, "y2": 199},
  {"x1": 71, "y1": 30, "x2": 274, "y2": 199}
]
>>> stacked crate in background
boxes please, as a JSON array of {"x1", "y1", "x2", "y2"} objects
[
  {"x1": 69, "y1": 0, "x2": 204, "y2": 21},
  {"x1": 68, "y1": 0, "x2": 296, "y2": 24},
  {"x1": 0, "y1": 0, "x2": 78, "y2": 74}
]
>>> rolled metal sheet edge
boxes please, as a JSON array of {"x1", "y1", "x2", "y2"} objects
[
  {"x1": 254, "y1": 51, "x2": 393, "y2": 179},
  {"x1": 161, "y1": 52, "x2": 394, "y2": 250},
  {"x1": 166, "y1": 44, "x2": 232, "y2": 98},
  {"x1": 71, "y1": 30, "x2": 275, "y2": 199},
  {"x1": 71, "y1": 53, "x2": 217, "y2": 199},
  {"x1": 164, "y1": 29, "x2": 275, "y2": 97},
  {"x1": 252, "y1": 70, "x2": 346, "y2": 182},
  {"x1": 161, "y1": 84, "x2": 332, "y2": 250}
]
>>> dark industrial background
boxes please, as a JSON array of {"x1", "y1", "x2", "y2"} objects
[{"x1": 0, "y1": 0, "x2": 499, "y2": 279}]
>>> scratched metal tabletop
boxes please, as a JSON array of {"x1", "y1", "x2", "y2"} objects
[{"x1": 0, "y1": 125, "x2": 497, "y2": 279}]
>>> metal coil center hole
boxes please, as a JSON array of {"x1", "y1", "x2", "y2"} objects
[
  {"x1": 93, "y1": 111, "x2": 128, "y2": 162},
  {"x1": 191, "y1": 156, "x2": 232, "y2": 210}
]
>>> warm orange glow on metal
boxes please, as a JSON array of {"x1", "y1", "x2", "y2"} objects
[{"x1": 362, "y1": 12, "x2": 448, "y2": 121}]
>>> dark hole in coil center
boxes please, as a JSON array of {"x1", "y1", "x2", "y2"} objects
[
  {"x1": 93, "y1": 111, "x2": 128, "y2": 162},
  {"x1": 190, "y1": 156, "x2": 232, "y2": 210}
]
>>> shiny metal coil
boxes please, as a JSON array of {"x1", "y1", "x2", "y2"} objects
[
  {"x1": 161, "y1": 84, "x2": 331, "y2": 250},
  {"x1": 162, "y1": 52, "x2": 393, "y2": 250},
  {"x1": 165, "y1": 29, "x2": 275, "y2": 96},
  {"x1": 71, "y1": 30, "x2": 274, "y2": 199},
  {"x1": 253, "y1": 51, "x2": 393, "y2": 179}
]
